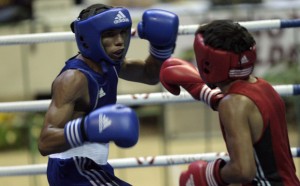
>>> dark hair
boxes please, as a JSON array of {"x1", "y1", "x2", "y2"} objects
[
  {"x1": 196, "y1": 20, "x2": 256, "y2": 53},
  {"x1": 70, "y1": 4, "x2": 113, "y2": 33}
]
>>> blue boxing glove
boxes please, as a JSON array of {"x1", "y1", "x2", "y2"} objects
[
  {"x1": 64, "y1": 104, "x2": 139, "y2": 148},
  {"x1": 138, "y1": 9, "x2": 179, "y2": 61}
]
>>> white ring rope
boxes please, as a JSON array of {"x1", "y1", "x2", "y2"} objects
[
  {"x1": 0, "y1": 19, "x2": 299, "y2": 45},
  {"x1": 0, "y1": 84, "x2": 299, "y2": 112},
  {"x1": 0, "y1": 147, "x2": 299, "y2": 177}
]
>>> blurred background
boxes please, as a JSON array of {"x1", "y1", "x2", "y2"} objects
[{"x1": 0, "y1": 0, "x2": 299, "y2": 185}]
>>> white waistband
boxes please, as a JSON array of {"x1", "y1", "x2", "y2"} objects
[{"x1": 49, "y1": 142, "x2": 109, "y2": 165}]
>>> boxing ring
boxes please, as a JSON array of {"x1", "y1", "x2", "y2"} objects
[{"x1": 0, "y1": 18, "x2": 300, "y2": 179}]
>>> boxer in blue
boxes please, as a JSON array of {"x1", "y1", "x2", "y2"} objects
[{"x1": 37, "y1": 4, "x2": 179, "y2": 186}]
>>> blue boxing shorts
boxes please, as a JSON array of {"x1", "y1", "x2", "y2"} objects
[{"x1": 47, "y1": 157, "x2": 131, "y2": 186}]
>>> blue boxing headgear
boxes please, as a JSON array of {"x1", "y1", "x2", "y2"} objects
[{"x1": 73, "y1": 7, "x2": 132, "y2": 65}]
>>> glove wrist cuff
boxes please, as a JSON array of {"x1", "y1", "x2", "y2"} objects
[
  {"x1": 80, "y1": 116, "x2": 88, "y2": 141},
  {"x1": 150, "y1": 45, "x2": 174, "y2": 61},
  {"x1": 200, "y1": 86, "x2": 223, "y2": 111},
  {"x1": 64, "y1": 118, "x2": 85, "y2": 148},
  {"x1": 208, "y1": 158, "x2": 228, "y2": 186}
]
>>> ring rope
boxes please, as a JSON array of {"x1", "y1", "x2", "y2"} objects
[
  {"x1": 0, "y1": 19, "x2": 299, "y2": 45},
  {"x1": 0, "y1": 147, "x2": 299, "y2": 177},
  {"x1": 0, "y1": 84, "x2": 299, "y2": 112}
]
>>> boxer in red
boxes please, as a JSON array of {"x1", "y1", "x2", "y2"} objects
[{"x1": 160, "y1": 20, "x2": 300, "y2": 186}]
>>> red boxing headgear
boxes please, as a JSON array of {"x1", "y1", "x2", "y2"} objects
[{"x1": 193, "y1": 34, "x2": 256, "y2": 85}]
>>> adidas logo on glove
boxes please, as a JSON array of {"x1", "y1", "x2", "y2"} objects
[
  {"x1": 114, "y1": 11, "x2": 129, "y2": 24},
  {"x1": 185, "y1": 175, "x2": 195, "y2": 186},
  {"x1": 98, "y1": 114, "x2": 112, "y2": 133}
]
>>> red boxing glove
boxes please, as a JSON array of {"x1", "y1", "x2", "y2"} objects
[
  {"x1": 160, "y1": 58, "x2": 224, "y2": 110},
  {"x1": 179, "y1": 159, "x2": 228, "y2": 186}
]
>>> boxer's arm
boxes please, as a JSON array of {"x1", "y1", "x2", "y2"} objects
[
  {"x1": 218, "y1": 95, "x2": 257, "y2": 183},
  {"x1": 119, "y1": 9, "x2": 179, "y2": 85},
  {"x1": 179, "y1": 96, "x2": 257, "y2": 185},
  {"x1": 38, "y1": 70, "x2": 86, "y2": 156},
  {"x1": 119, "y1": 56, "x2": 162, "y2": 85}
]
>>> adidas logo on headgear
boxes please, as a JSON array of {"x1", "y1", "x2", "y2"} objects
[
  {"x1": 114, "y1": 11, "x2": 129, "y2": 24},
  {"x1": 240, "y1": 55, "x2": 249, "y2": 64}
]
